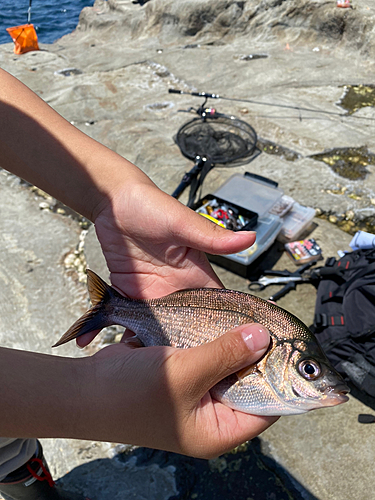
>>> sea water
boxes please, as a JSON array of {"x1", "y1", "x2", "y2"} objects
[{"x1": 0, "y1": 0, "x2": 95, "y2": 45}]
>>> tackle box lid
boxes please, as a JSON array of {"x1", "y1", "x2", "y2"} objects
[{"x1": 214, "y1": 172, "x2": 284, "y2": 218}]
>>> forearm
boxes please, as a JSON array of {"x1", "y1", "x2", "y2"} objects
[
  {"x1": 0, "y1": 68, "x2": 153, "y2": 221},
  {"x1": 0, "y1": 347, "x2": 90, "y2": 439}
]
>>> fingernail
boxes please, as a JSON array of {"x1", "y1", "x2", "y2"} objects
[{"x1": 241, "y1": 324, "x2": 270, "y2": 352}]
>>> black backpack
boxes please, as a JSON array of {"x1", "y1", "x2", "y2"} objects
[{"x1": 311, "y1": 248, "x2": 375, "y2": 399}]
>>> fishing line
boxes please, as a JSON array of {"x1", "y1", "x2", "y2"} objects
[{"x1": 169, "y1": 89, "x2": 375, "y2": 123}]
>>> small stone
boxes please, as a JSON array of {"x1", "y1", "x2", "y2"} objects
[
  {"x1": 345, "y1": 210, "x2": 355, "y2": 220},
  {"x1": 348, "y1": 193, "x2": 362, "y2": 200},
  {"x1": 64, "y1": 254, "x2": 75, "y2": 267},
  {"x1": 78, "y1": 272, "x2": 87, "y2": 283},
  {"x1": 339, "y1": 222, "x2": 352, "y2": 233},
  {"x1": 79, "y1": 230, "x2": 88, "y2": 241},
  {"x1": 371, "y1": 199, "x2": 375, "y2": 205},
  {"x1": 39, "y1": 201, "x2": 50, "y2": 210},
  {"x1": 329, "y1": 215, "x2": 338, "y2": 224},
  {"x1": 315, "y1": 208, "x2": 323, "y2": 216},
  {"x1": 56, "y1": 208, "x2": 66, "y2": 215},
  {"x1": 74, "y1": 257, "x2": 81, "y2": 267}
]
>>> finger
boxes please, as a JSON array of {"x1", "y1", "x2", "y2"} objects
[
  {"x1": 169, "y1": 200, "x2": 256, "y2": 255},
  {"x1": 77, "y1": 328, "x2": 137, "y2": 348},
  {"x1": 76, "y1": 329, "x2": 101, "y2": 348},
  {"x1": 183, "y1": 323, "x2": 270, "y2": 399}
]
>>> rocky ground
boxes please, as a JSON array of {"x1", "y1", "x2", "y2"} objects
[{"x1": 1, "y1": 0, "x2": 375, "y2": 499}]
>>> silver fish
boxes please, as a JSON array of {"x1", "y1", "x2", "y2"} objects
[{"x1": 54, "y1": 270, "x2": 349, "y2": 416}]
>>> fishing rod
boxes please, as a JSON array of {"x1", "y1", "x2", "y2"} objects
[
  {"x1": 28, "y1": 0, "x2": 32, "y2": 24},
  {"x1": 169, "y1": 88, "x2": 375, "y2": 122}
]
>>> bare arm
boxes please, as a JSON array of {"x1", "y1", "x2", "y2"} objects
[
  {"x1": 0, "y1": 67, "x2": 148, "y2": 221},
  {"x1": 0, "y1": 68, "x2": 256, "y2": 297},
  {"x1": 0, "y1": 325, "x2": 275, "y2": 459},
  {"x1": 0, "y1": 69, "x2": 277, "y2": 455}
]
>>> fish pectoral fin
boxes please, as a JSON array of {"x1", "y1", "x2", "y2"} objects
[
  {"x1": 124, "y1": 335, "x2": 145, "y2": 349},
  {"x1": 236, "y1": 364, "x2": 257, "y2": 380}
]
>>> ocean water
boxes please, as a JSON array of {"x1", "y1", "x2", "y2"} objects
[{"x1": 0, "y1": 0, "x2": 95, "y2": 45}]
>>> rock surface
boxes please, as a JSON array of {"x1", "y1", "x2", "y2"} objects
[{"x1": 1, "y1": 0, "x2": 375, "y2": 499}]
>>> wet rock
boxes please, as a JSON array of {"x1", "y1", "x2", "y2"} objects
[
  {"x1": 329, "y1": 214, "x2": 338, "y2": 224},
  {"x1": 310, "y1": 146, "x2": 375, "y2": 180},
  {"x1": 257, "y1": 137, "x2": 301, "y2": 161},
  {"x1": 338, "y1": 84, "x2": 375, "y2": 115}
]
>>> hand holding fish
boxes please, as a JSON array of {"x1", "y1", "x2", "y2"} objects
[
  {"x1": 0, "y1": 324, "x2": 275, "y2": 458},
  {"x1": 79, "y1": 179, "x2": 257, "y2": 347},
  {"x1": 0, "y1": 66, "x2": 257, "y2": 346},
  {"x1": 78, "y1": 323, "x2": 277, "y2": 458},
  {"x1": 93, "y1": 180, "x2": 256, "y2": 298},
  {"x1": 0, "y1": 68, "x2": 348, "y2": 461}
]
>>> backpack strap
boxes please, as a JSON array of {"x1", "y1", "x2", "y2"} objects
[
  {"x1": 314, "y1": 313, "x2": 345, "y2": 329},
  {"x1": 321, "y1": 262, "x2": 375, "y2": 303},
  {"x1": 340, "y1": 354, "x2": 375, "y2": 397}
]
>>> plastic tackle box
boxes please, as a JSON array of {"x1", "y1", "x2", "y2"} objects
[
  {"x1": 277, "y1": 203, "x2": 316, "y2": 243},
  {"x1": 195, "y1": 172, "x2": 284, "y2": 277}
]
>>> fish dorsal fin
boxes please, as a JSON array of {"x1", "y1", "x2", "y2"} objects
[{"x1": 86, "y1": 269, "x2": 112, "y2": 306}]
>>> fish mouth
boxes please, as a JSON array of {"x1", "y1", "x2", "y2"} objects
[{"x1": 321, "y1": 383, "x2": 350, "y2": 406}]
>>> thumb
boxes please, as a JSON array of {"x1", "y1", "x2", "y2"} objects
[
  {"x1": 184, "y1": 323, "x2": 270, "y2": 400},
  {"x1": 172, "y1": 201, "x2": 257, "y2": 255}
]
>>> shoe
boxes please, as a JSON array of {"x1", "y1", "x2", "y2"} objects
[{"x1": 0, "y1": 441, "x2": 89, "y2": 500}]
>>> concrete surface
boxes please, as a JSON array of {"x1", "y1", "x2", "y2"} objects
[{"x1": 1, "y1": 0, "x2": 375, "y2": 498}]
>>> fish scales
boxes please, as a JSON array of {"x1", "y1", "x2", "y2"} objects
[
  {"x1": 54, "y1": 270, "x2": 350, "y2": 416},
  {"x1": 127, "y1": 289, "x2": 312, "y2": 347},
  {"x1": 106, "y1": 289, "x2": 262, "y2": 348}
]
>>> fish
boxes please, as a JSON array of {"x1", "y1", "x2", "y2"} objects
[{"x1": 53, "y1": 269, "x2": 349, "y2": 416}]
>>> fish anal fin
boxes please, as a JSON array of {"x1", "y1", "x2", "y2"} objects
[
  {"x1": 86, "y1": 269, "x2": 112, "y2": 306},
  {"x1": 236, "y1": 364, "x2": 257, "y2": 380}
]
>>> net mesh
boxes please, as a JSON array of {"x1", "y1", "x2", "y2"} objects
[{"x1": 176, "y1": 115, "x2": 258, "y2": 166}]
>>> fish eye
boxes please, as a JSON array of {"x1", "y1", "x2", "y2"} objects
[{"x1": 298, "y1": 359, "x2": 321, "y2": 380}]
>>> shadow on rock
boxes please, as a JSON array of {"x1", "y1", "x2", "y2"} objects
[{"x1": 58, "y1": 438, "x2": 318, "y2": 500}]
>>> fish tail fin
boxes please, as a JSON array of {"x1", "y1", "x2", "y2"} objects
[
  {"x1": 52, "y1": 305, "x2": 105, "y2": 347},
  {"x1": 52, "y1": 269, "x2": 116, "y2": 348}
]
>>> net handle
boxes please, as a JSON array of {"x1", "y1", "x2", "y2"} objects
[{"x1": 171, "y1": 156, "x2": 205, "y2": 200}]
